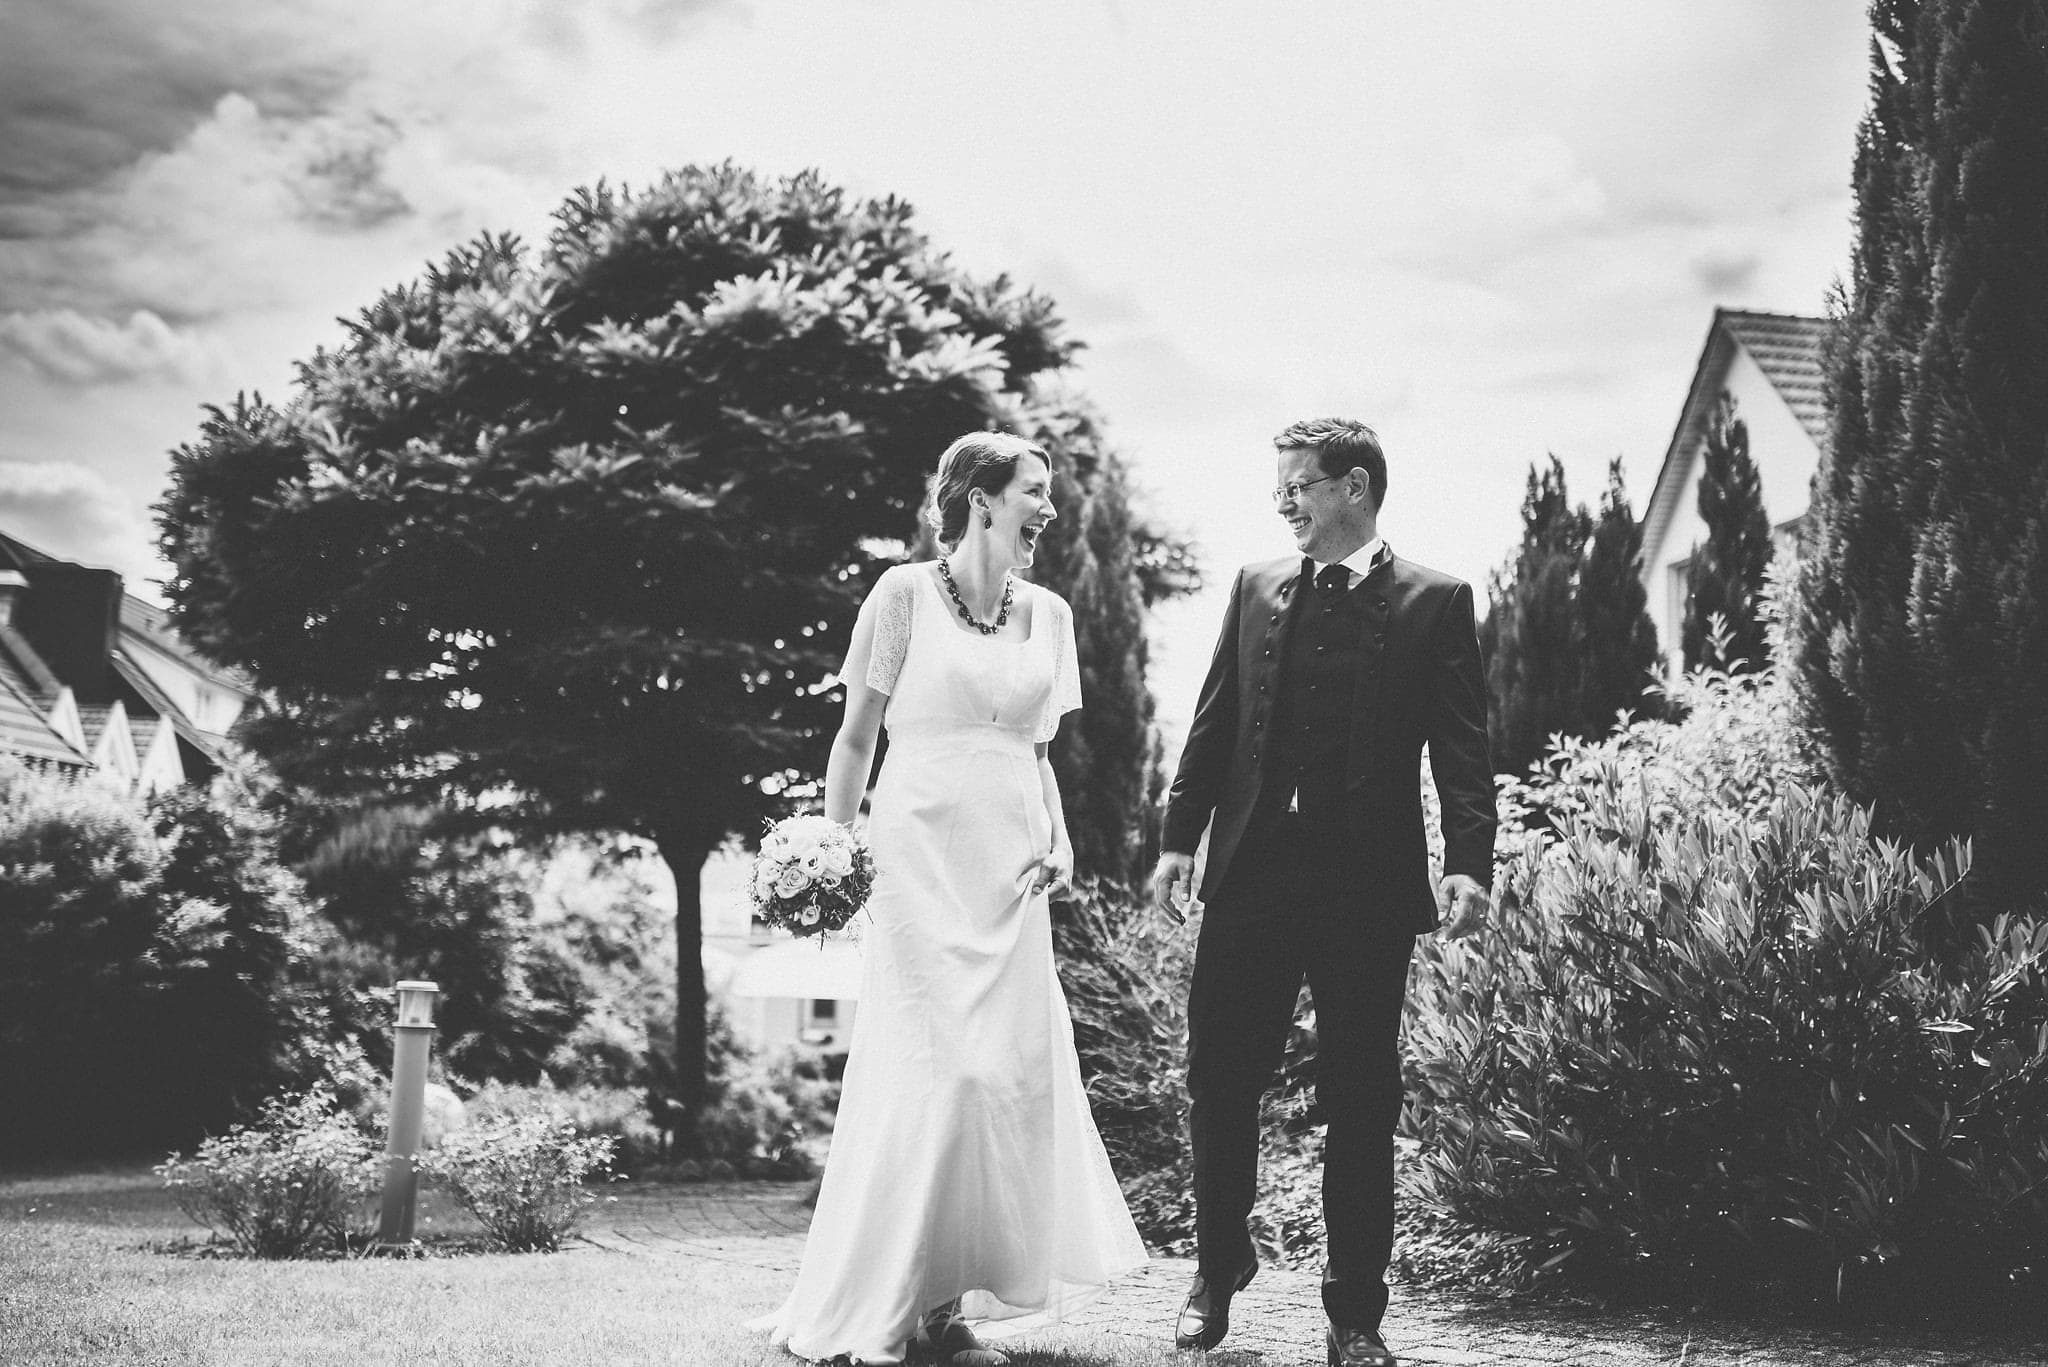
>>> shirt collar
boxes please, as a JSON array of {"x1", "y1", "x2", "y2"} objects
[{"x1": 1313, "y1": 537, "x2": 1387, "y2": 584}]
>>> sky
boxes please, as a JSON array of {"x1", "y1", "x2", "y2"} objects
[{"x1": 0, "y1": 0, "x2": 1873, "y2": 743}]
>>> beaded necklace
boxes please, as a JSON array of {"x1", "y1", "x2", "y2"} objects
[{"x1": 936, "y1": 557, "x2": 1014, "y2": 636}]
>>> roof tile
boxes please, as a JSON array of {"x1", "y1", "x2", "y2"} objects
[
  {"x1": 1719, "y1": 310, "x2": 1831, "y2": 449},
  {"x1": 0, "y1": 672, "x2": 91, "y2": 769}
]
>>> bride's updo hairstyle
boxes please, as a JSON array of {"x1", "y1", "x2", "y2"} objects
[{"x1": 924, "y1": 431, "x2": 1052, "y2": 550}]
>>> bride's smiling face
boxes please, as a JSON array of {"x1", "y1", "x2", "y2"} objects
[{"x1": 978, "y1": 455, "x2": 1058, "y2": 567}]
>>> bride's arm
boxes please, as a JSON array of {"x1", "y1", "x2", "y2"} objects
[
  {"x1": 825, "y1": 573, "x2": 906, "y2": 827},
  {"x1": 825, "y1": 684, "x2": 887, "y2": 828}
]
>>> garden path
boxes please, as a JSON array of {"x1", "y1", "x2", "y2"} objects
[{"x1": 582, "y1": 1181, "x2": 2048, "y2": 1367}]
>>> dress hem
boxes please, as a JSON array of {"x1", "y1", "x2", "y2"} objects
[{"x1": 749, "y1": 1260, "x2": 1148, "y2": 1365}]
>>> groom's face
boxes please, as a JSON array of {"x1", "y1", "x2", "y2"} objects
[{"x1": 1276, "y1": 446, "x2": 1369, "y2": 562}]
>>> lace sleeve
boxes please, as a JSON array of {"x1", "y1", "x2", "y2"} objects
[
  {"x1": 837, "y1": 566, "x2": 916, "y2": 696},
  {"x1": 1036, "y1": 591, "x2": 1083, "y2": 743}
]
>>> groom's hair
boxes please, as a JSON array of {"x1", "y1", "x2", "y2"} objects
[{"x1": 1275, "y1": 417, "x2": 1387, "y2": 511}]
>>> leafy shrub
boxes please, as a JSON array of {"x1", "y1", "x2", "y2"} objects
[
  {"x1": 1, "y1": 760, "x2": 324, "y2": 1159},
  {"x1": 462, "y1": 1078, "x2": 660, "y2": 1168},
  {"x1": 416, "y1": 1110, "x2": 616, "y2": 1252},
  {"x1": 296, "y1": 814, "x2": 678, "y2": 1095},
  {"x1": 155, "y1": 1088, "x2": 380, "y2": 1257},
  {"x1": 1403, "y1": 663, "x2": 2048, "y2": 1310},
  {"x1": 1056, "y1": 882, "x2": 1196, "y2": 1246},
  {"x1": 632, "y1": 998, "x2": 840, "y2": 1177},
  {"x1": 1058, "y1": 879, "x2": 1326, "y2": 1254},
  {"x1": 695, "y1": 1049, "x2": 838, "y2": 1178}
]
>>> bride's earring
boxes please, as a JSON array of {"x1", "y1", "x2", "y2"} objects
[{"x1": 982, "y1": 511, "x2": 993, "y2": 530}]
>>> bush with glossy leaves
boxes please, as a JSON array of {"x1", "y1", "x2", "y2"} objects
[{"x1": 1403, "y1": 662, "x2": 2048, "y2": 1311}]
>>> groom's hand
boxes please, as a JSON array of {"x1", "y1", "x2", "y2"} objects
[
  {"x1": 1435, "y1": 873, "x2": 1490, "y2": 940},
  {"x1": 1149, "y1": 853, "x2": 1197, "y2": 925}
]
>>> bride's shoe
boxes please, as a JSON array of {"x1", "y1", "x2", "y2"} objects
[{"x1": 914, "y1": 1301, "x2": 1009, "y2": 1367}]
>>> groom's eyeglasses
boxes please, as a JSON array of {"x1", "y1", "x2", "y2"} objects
[{"x1": 1271, "y1": 475, "x2": 1337, "y2": 505}]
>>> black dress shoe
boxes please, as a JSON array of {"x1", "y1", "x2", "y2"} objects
[
  {"x1": 1174, "y1": 1258, "x2": 1258, "y2": 1350},
  {"x1": 1327, "y1": 1320, "x2": 1398, "y2": 1367}
]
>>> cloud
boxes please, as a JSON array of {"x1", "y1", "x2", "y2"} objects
[
  {"x1": 0, "y1": 308, "x2": 222, "y2": 386},
  {"x1": 0, "y1": 94, "x2": 438, "y2": 322},
  {"x1": 1079, "y1": 331, "x2": 1276, "y2": 427},
  {"x1": 0, "y1": 460, "x2": 151, "y2": 576},
  {"x1": 0, "y1": 0, "x2": 1874, "y2": 706},
  {"x1": 0, "y1": 0, "x2": 746, "y2": 324},
  {"x1": 0, "y1": 0, "x2": 358, "y2": 200},
  {"x1": 1692, "y1": 251, "x2": 1763, "y2": 297}
]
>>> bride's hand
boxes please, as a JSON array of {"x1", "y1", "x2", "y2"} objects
[{"x1": 1030, "y1": 845, "x2": 1074, "y2": 900}]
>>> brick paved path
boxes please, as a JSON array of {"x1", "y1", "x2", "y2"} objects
[{"x1": 582, "y1": 1181, "x2": 2048, "y2": 1367}]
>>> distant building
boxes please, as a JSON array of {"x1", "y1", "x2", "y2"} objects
[
  {"x1": 699, "y1": 845, "x2": 861, "y2": 1057},
  {"x1": 1638, "y1": 308, "x2": 1829, "y2": 671},
  {"x1": 0, "y1": 531, "x2": 253, "y2": 791}
]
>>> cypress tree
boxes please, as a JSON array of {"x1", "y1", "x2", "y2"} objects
[
  {"x1": 1580, "y1": 459, "x2": 1665, "y2": 733},
  {"x1": 910, "y1": 391, "x2": 1185, "y2": 892},
  {"x1": 1682, "y1": 394, "x2": 1775, "y2": 671},
  {"x1": 1793, "y1": 0, "x2": 2048, "y2": 911},
  {"x1": 1020, "y1": 398, "x2": 1167, "y2": 890},
  {"x1": 1480, "y1": 456, "x2": 1593, "y2": 777}
]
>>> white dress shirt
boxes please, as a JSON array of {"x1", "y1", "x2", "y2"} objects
[{"x1": 1311, "y1": 536, "x2": 1387, "y2": 591}]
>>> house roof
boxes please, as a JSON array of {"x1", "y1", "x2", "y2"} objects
[
  {"x1": 1718, "y1": 311, "x2": 1831, "y2": 448},
  {"x1": 75, "y1": 702, "x2": 120, "y2": 745},
  {"x1": 0, "y1": 628, "x2": 56, "y2": 706},
  {"x1": 121, "y1": 594, "x2": 254, "y2": 692},
  {"x1": 0, "y1": 667, "x2": 91, "y2": 769},
  {"x1": 1640, "y1": 308, "x2": 1830, "y2": 577},
  {"x1": 0, "y1": 528, "x2": 248, "y2": 785},
  {"x1": 111, "y1": 651, "x2": 235, "y2": 765}
]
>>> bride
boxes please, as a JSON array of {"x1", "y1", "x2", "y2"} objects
[{"x1": 754, "y1": 431, "x2": 1147, "y2": 1365}]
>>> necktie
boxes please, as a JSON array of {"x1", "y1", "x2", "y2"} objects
[{"x1": 1316, "y1": 562, "x2": 1350, "y2": 596}]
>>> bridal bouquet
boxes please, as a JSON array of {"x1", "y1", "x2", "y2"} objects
[{"x1": 749, "y1": 815, "x2": 876, "y2": 939}]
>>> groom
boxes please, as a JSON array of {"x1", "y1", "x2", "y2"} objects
[{"x1": 1150, "y1": 418, "x2": 1496, "y2": 1367}]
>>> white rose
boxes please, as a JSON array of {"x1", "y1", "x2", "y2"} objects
[
  {"x1": 820, "y1": 843, "x2": 854, "y2": 878},
  {"x1": 799, "y1": 848, "x2": 826, "y2": 876},
  {"x1": 799, "y1": 906, "x2": 821, "y2": 926},
  {"x1": 775, "y1": 866, "x2": 810, "y2": 898}
]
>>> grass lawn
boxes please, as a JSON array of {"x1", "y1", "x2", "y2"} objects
[{"x1": 0, "y1": 1163, "x2": 1164, "y2": 1367}]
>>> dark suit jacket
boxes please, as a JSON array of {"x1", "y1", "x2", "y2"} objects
[{"x1": 1161, "y1": 551, "x2": 1496, "y2": 933}]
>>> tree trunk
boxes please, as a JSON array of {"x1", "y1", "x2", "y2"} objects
[{"x1": 655, "y1": 830, "x2": 716, "y2": 1147}]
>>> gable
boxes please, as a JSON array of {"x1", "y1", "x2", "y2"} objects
[
  {"x1": 1640, "y1": 308, "x2": 1830, "y2": 585},
  {"x1": 0, "y1": 528, "x2": 252, "y2": 787}
]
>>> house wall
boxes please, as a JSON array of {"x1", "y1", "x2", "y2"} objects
[
  {"x1": 1645, "y1": 345, "x2": 1820, "y2": 668},
  {"x1": 122, "y1": 633, "x2": 248, "y2": 736},
  {"x1": 699, "y1": 844, "x2": 861, "y2": 1057}
]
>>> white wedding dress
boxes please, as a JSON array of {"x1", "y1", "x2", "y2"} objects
[{"x1": 754, "y1": 563, "x2": 1148, "y2": 1365}]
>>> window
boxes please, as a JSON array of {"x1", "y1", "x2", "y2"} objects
[{"x1": 1667, "y1": 555, "x2": 1692, "y2": 666}]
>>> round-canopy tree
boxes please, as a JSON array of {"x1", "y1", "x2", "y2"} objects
[{"x1": 158, "y1": 164, "x2": 1080, "y2": 1123}]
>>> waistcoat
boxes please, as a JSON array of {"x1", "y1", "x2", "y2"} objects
[{"x1": 1263, "y1": 563, "x2": 1373, "y2": 827}]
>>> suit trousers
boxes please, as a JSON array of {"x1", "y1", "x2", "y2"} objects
[{"x1": 1186, "y1": 810, "x2": 1416, "y2": 1331}]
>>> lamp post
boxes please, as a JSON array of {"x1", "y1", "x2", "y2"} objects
[{"x1": 375, "y1": 980, "x2": 441, "y2": 1245}]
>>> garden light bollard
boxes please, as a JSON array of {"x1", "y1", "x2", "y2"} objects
[{"x1": 375, "y1": 979, "x2": 441, "y2": 1245}]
